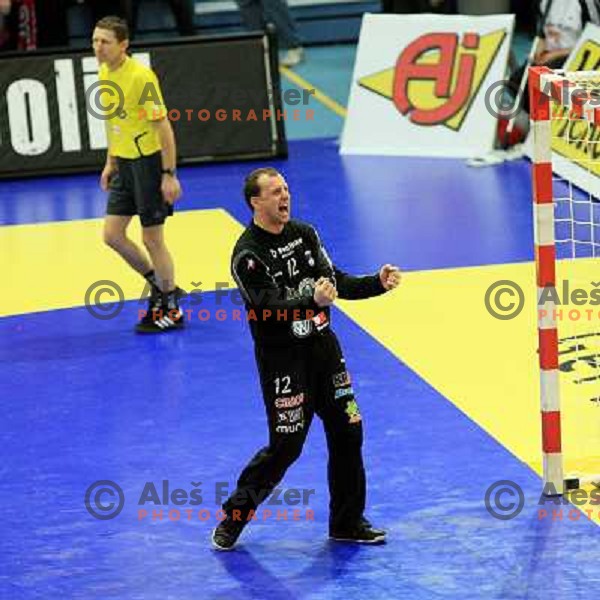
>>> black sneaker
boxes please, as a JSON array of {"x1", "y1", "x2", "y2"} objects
[
  {"x1": 330, "y1": 521, "x2": 387, "y2": 544},
  {"x1": 140, "y1": 285, "x2": 187, "y2": 316},
  {"x1": 359, "y1": 516, "x2": 386, "y2": 538},
  {"x1": 135, "y1": 306, "x2": 185, "y2": 333},
  {"x1": 212, "y1": 516, "x2": 247, "y2": 551},
  {"x1": 138, "y1": 290, "x2": 161, "y2": 326}
]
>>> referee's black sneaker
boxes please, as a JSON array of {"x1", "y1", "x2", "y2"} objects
[
  {"x1": 137, "y1": 290, "x2": 161, "y2": 325},
  {"x1": 358, "y1": 516, "x2": 386, "y2": 537},
  {"x1": 212, "y1": 516, "x2": 247, "y2": 551},
  {"x1": 135, "y1": 287, "x2": 186, "y2": 333},
  {"x1": 329, "y1": 518, "x2": 387, "y2": 544},
  {"x1": 135, "y1": 306, "x2": 185, "y2": 333}
]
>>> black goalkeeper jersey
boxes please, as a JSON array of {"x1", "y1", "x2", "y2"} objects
[{"x1": 231, "y1": 219, "x2": 385, "y2": 346}]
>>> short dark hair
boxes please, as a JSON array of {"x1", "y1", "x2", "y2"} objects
[
  {"x1": 95, "y1": 16, "x2": 129, "y2": 42},
  {"x1": 243, "y1": 167, "x2": 281, "y2": 210}
]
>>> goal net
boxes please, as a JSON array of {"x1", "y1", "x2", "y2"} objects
[{"x1": 529, "y1": 66, "x2": 600, "y2": 495}]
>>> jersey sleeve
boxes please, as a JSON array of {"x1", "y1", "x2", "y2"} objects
[{"x1": 333, "y1": 267, "x2": 386, "y2": 300}]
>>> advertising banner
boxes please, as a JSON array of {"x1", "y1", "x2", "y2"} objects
[
  {"x1": 341, "y1": 13, "x2": 514, "y2": 158},
  {"x1": 0, "y1": 33, "x2": 287, "y2": 179}
]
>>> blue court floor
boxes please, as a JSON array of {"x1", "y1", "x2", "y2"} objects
[{"x1": 2, "y1": 43, "x2": 600, "y2": 600}]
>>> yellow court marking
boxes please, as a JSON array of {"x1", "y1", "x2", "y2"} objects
[
  {"x1": 337, "y1": 261, "x2": 600, "y2": 525},
  {"x1": 280, "y1": 66, "x2": 348, "y2": 118},
  {"x1": 0, "y1": 209, "x2": 243, "y2": 317}
]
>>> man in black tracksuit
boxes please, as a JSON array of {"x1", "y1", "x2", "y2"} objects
[{"x1": 212, "y1": 167, "x2": 401, "y2": 550}]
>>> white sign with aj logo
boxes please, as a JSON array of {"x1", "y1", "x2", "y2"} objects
[{"x1": 341, "y1": 13, "x2": 515, "y2": 157}]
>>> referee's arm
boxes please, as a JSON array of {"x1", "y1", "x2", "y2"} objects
[
  {"x1": 100, "y1": 153, "x2": 117, "y2": 191},
  {"x1": 150, "y1": 118, "x2": 182, "y2": 204}
]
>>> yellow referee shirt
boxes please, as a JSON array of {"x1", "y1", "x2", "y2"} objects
[{"x1": 98, "y1": 56, "x2": 167, "y2": 159}]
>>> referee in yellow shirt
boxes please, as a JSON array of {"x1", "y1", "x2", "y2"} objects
[{"x1": 92, "y1": 16, "x2": 184, "y2": 333}]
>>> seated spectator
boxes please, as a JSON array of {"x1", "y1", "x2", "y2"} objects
[
  {"x1": 86, "y1": 0, "x2": 195, "y2": 38},
  {"x1": 0, "y1": 0, "x2": 69, "y2": 51},
  {"x1": 0, "y1": 0, "x2": 11, "y2": 50},
  {"x1": 499, "y1": 0, "x2": 600, "y2": 147},
  {"x1": 0, "y1": 0, "x2": 37, "y2": 50},
  {"x1": 511, "y1": 0, "x2": 599, "y2": 111},
  {"x1": 234, "y1": 0, "x2": 305, "y2": 67}
]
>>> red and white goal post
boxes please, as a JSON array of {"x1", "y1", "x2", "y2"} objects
[{"x1": 530, "y1": 66, "x2": 600, "y2": 496}]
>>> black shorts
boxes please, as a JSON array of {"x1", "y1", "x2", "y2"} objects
[
  {"x1": 255, "y1": 330, "x2": 363, "y2": 441},
  {"x1": 106, "y1": 152, "x2": 173, "y2": 227}
]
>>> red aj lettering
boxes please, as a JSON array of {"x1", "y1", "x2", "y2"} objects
[{"x1": 393, "y1": 32, "x2": 479, "y2": 125}]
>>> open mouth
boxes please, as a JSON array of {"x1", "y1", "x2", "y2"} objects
[{"x1": 278, "y1": 205, "x2": 289, "y2": 215}]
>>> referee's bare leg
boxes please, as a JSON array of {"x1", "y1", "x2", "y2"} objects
[
  {"x1": 103, "y1": 215, "x2": 183, "y2": 331},
  {"x1": 103, "y1": 215, "x2": 153, "y2": 275},
  {"x1": 141, "y1": 224, "x2": 175, "y2": 293}
]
